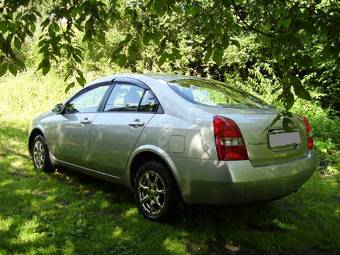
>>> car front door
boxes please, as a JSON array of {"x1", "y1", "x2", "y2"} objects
[
  {"x1": 53, "y1": 84, "x2": 110, "y2": 167},
  {"x1": 87, "y1": 79, "x2": 161, "y2": 177}
]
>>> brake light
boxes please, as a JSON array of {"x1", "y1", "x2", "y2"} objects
[
  {"x1": 213, "y1": 116, "x2": 249, "y2": 161},
  {"x1": 303, "y1": 116, "x2": 313, "y2": 150}
]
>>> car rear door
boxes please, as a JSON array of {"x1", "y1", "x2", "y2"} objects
[
  {"x1": 53, "y1": 84, "x2": 111, "y2": 167},
  {"x1": 87, "y1": 78, "x2": 161, "y2": 177}
]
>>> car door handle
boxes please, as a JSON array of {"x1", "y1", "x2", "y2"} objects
[
  {"x1": 129, "y1": 120, "x2": 145, "y2": 127},
  {"x1": 80, "y1": 118, "x2": 92, "y2": 125}
]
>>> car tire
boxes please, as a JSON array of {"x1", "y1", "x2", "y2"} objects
[
  {"x1": 31, "y1": 135, "x2": 54, "y2": 172},
  {"x1": 134, "y1": 160, "x2": 180, "y2": 222}
]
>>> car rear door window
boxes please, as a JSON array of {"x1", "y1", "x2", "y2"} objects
[
  {"x1": 138, "y1": 90, "x2": 159, "y2": 113},
  {"x1": 104, "y1": 84, "x2": 145, "y2": 112}
]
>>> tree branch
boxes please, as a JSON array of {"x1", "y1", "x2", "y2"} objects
[{"x1": 231, "y1": 0, "x2": 271, "y2": 37}]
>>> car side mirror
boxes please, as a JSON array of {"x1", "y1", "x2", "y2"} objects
[{"x1": 52, "y1": 103, "x2": 63, "y2": 114}]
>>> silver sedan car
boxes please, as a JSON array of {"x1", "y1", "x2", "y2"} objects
[{"x1": 29, "y1": 74, "x2": 316, "y2": 221}]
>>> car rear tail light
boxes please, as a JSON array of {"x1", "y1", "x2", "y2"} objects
[
  {"x1": 303, "y1": 116, "x2": 313, "y2": 150},
  {"x1": 213, "y1": 116, "x2": 249, "y2": 161}
]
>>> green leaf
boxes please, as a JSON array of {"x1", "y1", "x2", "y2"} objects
[
  {"x1": 284, "y1": 91, "x2": 295, "y2": 110},
  {"x1": 265, "y1": 113, "x2": 282, "y2": 131},
  {"x1": 301, "y1": 55, "x2": 313, "y2": 67},
  {"x1": 230, "y1": 38, "x2": 240, "y2": 48},
  {"x1": 283, "y1": 117, "x2": 295, "y2": 132},
  {"x1": 116, "y1": 54, "x2": 127, "y2": 67},
  {"x1": 97, "y1": 32, "x2": 105, "y2": 44},
  {"x1": 63, "y1": 70, "x2": 73, "y2": 82},
  {"x1": 0, "y1": 21, "x2": 7, "y2": 33},
  {"x1": 37, "y1": 58, "x2": 50, "y2": 75},
  {"x1": 128, "y1": 44, "x2": 137, "y2": 60},
  {"x1": 187, "y1": 6, "x2": 200, "y2": 16},
  {"x1": 48, "y1": 24, "x2": 55, "y2": 36},
  {"x1": 74, "y1": 23, "x2": 84, "y2": 32},
  {"x1": 37, "y1": 59, "x2": 46, "y2": 71},
  {"x1": 293, "y1": 84, "x2": 311, "y2": 101},
  {"x1": 221, "y1": 36, "x2": 230, "y2": 48},
  {"x1": 42, "y1": 62, "x2": 51, "y2": 75},
  {"x1": 16, "y1": 58, "x2": 25, "y2": 70},
  {"x1": 73, "y1": 54, "x2": 83, "y2": 63},
  {"x1": 301, "y1": 21, "x2": 316, "y2": 34},
  {"x1": 70, "y1": 7, "x2": 80, "y2": 18},
  {"x1": 158, "y1": 54, "x2": 167, "y2": 66},
  {"x1": 212, "y1": 47, "x2": 223, "y2": 65},
  {"x1": 143, "y1": 33, "x2": 151, "y2": 45},
  {"x1": 282, "y1": 18, "x2": 292, "y2": 29},
  {"x1": 75, "y1": 69, "x2": 83, "y2": 78},
  {"x1": 30, "y1": 23, "x2": 36, "y2": 33},
  {"x1": 0, "y1": 64, "x2": 7, "y2": 77},
  {"x1": 262, "y1": 23, "x2": 271, "y2": 33},
  {"x1": 271, "y1": 47, "x2": 280, "y2": 61},
  {"x1": 65, "y1": 82, "x2": 75, "y2": 93},
  {"x1": 41, "y1": 18, "x2": 50, "y2": 29},
  {"x1": 76, "y1": 76, "x2": 86, "y2": 86},
  {"x1": 14, "y1": 37, "x2": 21, "y2": 50},
  {"x1": 203, "y1": 48, "x2": 213, "y2": 63},
  {"x1": 171, "y1": 48, "x2": 181, "y2": 59},
  {"x1": 39, "y1": 44, "x2": 49, "y2": 54},
  {"x1": 76, "y1": 70, "x2": 86, "y2": 86},
  {"x1": 152, "y1": 31, "x2": 163, "y2": 44},
  {"x1": 8, "y1": 64, "x2": 17, "y2": 76},
  {"x1": 38, "y1": 39, "x2": 46, "y2": 48}
]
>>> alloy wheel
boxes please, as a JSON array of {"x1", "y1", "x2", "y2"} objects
[
  {"x1": 138, "y1": 170, "x2": 166, "y2": 216},
  {"x1": 33, "y1": 140, "x2": 45, "y2": 169}
]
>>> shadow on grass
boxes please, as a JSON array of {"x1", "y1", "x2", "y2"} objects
[
  {"x1": 54, "y1": 166, "x2": 134, "y2": 203},
  {"x1": 0, "y1": 120, "x2": 339, "y2": 254}
]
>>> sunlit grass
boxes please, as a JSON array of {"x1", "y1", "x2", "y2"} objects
[{"x1": 0, "y1": 72, "x2": 339, "y2": 254}]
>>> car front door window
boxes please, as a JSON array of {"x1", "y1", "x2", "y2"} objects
[{"x1": 65, "y1": 85, "x2": 109, "y2": 114}]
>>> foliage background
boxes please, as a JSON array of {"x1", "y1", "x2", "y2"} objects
[{"x1": 0, "y1": 0, "x2": 339, "y2": 111}]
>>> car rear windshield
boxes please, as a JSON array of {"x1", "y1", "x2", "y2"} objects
[{"x1": 169, "y1": 79, "x2": 272, "y2": 108}]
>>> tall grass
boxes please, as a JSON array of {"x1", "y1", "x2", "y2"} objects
[{"x1": 0, "y1": 71, "x2": 79, "y2": 122}]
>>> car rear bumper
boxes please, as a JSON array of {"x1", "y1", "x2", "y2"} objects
[{"x1": 173, "y1": 150, "x2": 317, "y2": 204}]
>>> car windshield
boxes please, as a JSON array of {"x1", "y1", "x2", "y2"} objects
[{"x1": 169, "y1": 79, "x2": 272, "y2": 109}]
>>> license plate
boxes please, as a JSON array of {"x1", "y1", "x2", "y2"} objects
[{"x1": 269, "y1": 132, "x2": 301, "y2": 148}]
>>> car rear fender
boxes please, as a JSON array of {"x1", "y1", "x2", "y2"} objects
[{"x1": 125, "y1": 145, "x2": 183, "y2": 191}]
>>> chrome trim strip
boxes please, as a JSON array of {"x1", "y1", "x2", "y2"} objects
[{"x1": 54, "y1": 158, "x2": 121, "y2": 180}]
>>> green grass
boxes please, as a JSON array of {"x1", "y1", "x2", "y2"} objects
[{"x1": 0, "y1": 72, "x2": 339, "y2": 254}]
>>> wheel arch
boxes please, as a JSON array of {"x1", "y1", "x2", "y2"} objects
[
  {"x1": 28, "y1": 127, "x2": 45, "y2": 156},
  {"x1": 127, "y1": 145, "x2": 183, "y2": 195}
]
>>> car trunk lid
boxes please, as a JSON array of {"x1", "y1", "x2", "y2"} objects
[{"x1": 199, "y1": 106, "x2": 308, "y2": 166}]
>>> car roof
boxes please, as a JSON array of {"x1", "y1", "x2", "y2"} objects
[
  {"x1": 142, "y1": 73, "x2": 199, "y2": 82},
  {"x1": 87, "y1": 73, "x2": 201, "y2": 86}
]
